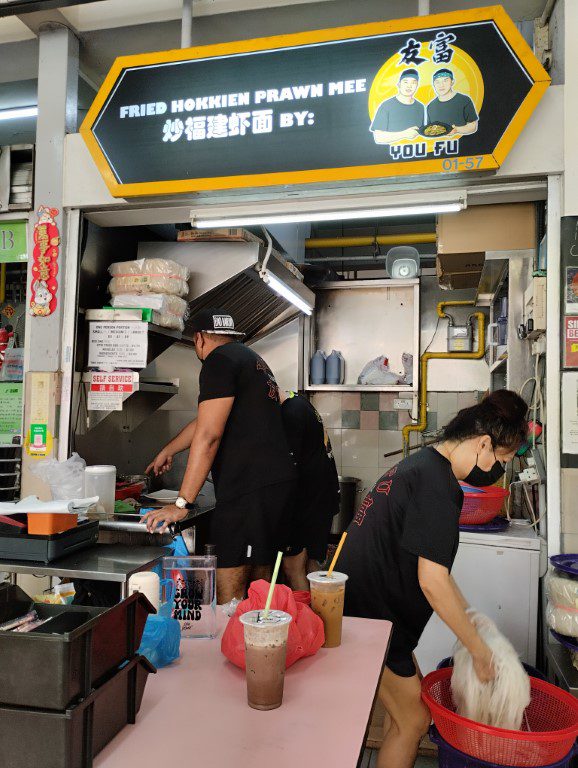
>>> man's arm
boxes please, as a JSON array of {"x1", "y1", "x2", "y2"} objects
[
  {"x1": 179, "y1": 397, "x2": 233, "y2": 502},
  {"x1": 418, "y1": 557, "x2": 494, "y2": 682},
  {"x1": 143, "y1": 397, "x2": 234, "y2": 533},
  {"x1": 146, "y1": 419, "x2": 198, "y2": 475},
  {"x1": 450, "y1": 119, "x2": 478, "y2": 136},
  {"x1": 372, "y1": 126, "x2": 419, "y2": 144}
]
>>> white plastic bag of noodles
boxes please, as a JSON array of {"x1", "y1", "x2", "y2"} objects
[
  {"x1": 31, "y1": 452, "x2": 86, "y2": 501},
  {"x1": 110, "y1": 293, "x2": 190, "y2": 331},
  {"x1": 108, "y1": 258, "x2": 190, "y2": 297},
  {"x1": 546, "y1": 569, "x2": 578, "y2": 637},
  {"x1": 357, "y1": 355, "x2": 404, "y2": 385}
]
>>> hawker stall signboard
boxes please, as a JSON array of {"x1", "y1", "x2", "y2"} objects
[{"x1": 81, "y1": 5, "x2": 550, "y2": 197}]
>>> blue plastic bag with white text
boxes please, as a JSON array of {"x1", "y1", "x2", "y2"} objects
[{"x1": 138, "y1": 614, "x2": 181, "y2": 668}]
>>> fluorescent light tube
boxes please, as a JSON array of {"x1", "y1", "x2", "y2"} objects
[
  {"x1": 194, "y1": 202, "x2": 463, "y2": 228},
  {"x1": 264, "y1": 271, "x2": 313, "y2": 315},
  {"x1": 0, "y1": 107, "x2": 38, "y2": 122}
]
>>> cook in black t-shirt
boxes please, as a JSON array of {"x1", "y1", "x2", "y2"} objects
[
  {"x1": 370, "y1": 68, "x2": 424, "y2": 145},
  {"x1": 336, "y1": 390, "x2": 528, "y2": 768},
  {"x1": 198, "y1": 343, "x2": 295, "y2": 501},
  {"x1": 143, "y1": 309, "x2": 296, "y2": 603},
  {"x1": 339, "y1": 447, "x2": 463, "y2": 675},
  {"x1": 280, "y1": 392, "x2": 340, "y2": 589},
  {"x1": 427, "y1": 68, "x2": 479, "y2": 136}
]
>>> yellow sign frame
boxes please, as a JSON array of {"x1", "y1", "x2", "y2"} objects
[{"x1": 80, "y1": 4, "x2": 550, "y2": 198}]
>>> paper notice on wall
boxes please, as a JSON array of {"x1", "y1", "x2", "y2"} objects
[
  {"x1": 88, "y1": 322, "x2": 148, "y2": 369},
  {"x1": 30, "y1": 372, "x2": 51, "y2": 423},
  {"x1": 0, "y1": 383, "x2": 22, "y2": 445},
  {"x1": 89, "y1": 371, "x2": 139, "y2": 393},
  {"x1": 562, "y1": 372, "x2": 578, "y2": 454},
  {"x1": 87, "y1": 391, "x2": 124, "y2": 411},
  {"x1": 87, "y1": 372, "x2": 139, "y2": 411}
]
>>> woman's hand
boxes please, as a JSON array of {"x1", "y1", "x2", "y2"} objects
[
  {"x1": 472, "y1": 642, "x2": 496, "y2": 683},
  {"x1": 146, "y1": 448, "x2": 173, "y2": 476}
]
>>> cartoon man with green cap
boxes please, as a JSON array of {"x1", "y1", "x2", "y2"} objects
[
  {"x1": 426, "y1": 68, "x2": 479, "y2": 136},
  {"x1": 370, "y1": 68, "x2": 426, "y2": 145}
]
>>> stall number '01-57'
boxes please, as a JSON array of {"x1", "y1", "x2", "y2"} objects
[{"x1": 442, "y1": 156, "x2": 484, "y2": 171}]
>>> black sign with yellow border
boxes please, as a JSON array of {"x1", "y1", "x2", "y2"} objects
[{"x1": 81, "y1": 5, "x2": 550, "y2": 198}]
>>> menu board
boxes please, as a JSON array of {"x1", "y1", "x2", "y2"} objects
[
  {"x1": 81, "y1": 6, "x2": 549, "y2": 197},
  {"x1": 88, "y1": 322, "x2": 148, "y2": 369}
]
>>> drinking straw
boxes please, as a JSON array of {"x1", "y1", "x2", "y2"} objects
[
  {"x1": 326, "y1": 532, "x2": 347, "y2": 578},
  {"x1": 262, "y1": 550, "x2": 283, "y2": 619}
]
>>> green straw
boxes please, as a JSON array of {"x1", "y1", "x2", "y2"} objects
[{"x1": 262, "y1": 551, "x2": 283, "y2": 619}]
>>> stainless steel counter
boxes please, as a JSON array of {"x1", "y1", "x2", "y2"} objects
[
  {"x1": 3, "y1": 544, "x2": 167, "y2": 598},
  {"x1": 96, "y1": 481, "x2": 216, "y2": 547}
]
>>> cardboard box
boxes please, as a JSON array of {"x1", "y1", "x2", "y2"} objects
[
  {"x1": 177, "y1": 227, "x2": 261, "y2": 244},
  {"x1": 438, "y1": 203, "x2": 536, "y2": 254},
  {"x1": 436, "y1": 252, "x2": 485, "y2": 290}
]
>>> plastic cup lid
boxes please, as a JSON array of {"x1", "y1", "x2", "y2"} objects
[
  {"x1": 307, "y1": 571, "x2": 348, "y2": 585},
  {"x1": 85, "y1": 465, "x2": 116, "y2": 474},
  {"x1": 239, "y1": 609, "x2": 292, "y2": 627}
]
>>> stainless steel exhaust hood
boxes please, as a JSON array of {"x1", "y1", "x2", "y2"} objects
[{"x1": 137, "y1": 240, "x2": 315, "y2": 343}]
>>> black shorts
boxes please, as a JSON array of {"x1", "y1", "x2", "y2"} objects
[
  {"x1": 285, "y1": 484, "x2": 339, "y2": 563},
  {"x1": 385, "y1": 627, "x2": 417, "y2": 678},
  {"x1": 211, "y1": 480, "x2": 294, "y2": 568}
]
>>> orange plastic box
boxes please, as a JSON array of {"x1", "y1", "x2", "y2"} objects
[{"x1": 27, "y1": 513, "x2": 78, "y2": 536}]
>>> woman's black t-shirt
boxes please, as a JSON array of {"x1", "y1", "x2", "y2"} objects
[{"x1": 340, "y1": 447, "x2": 463, "y2": 650}]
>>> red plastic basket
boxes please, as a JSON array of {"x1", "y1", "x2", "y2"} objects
[
  {"x1": 422, "y1": 668, "x2": 578, "y2": 767},
  {"x1": 459, "y1": 484, "x2": 510, "y2": 525}
]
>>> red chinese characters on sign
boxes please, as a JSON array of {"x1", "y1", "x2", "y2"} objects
[
  {"x1": 30, "y1": 206, "x2": 59, "y2": 317},
  {"x1": 89, "y1": 372, "x2": 136, "y2": 393}
]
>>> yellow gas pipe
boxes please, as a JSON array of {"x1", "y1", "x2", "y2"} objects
[
  {"x1": 402, "y1": 301, "x2": 485, "y2": 456},
  {"x1": 304, "y1": 233, "x2": 436, "y2": 249}
]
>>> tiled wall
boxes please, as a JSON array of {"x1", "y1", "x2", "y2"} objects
[{"x1": 312, "y1": 390, "x2": 483, "y2": 503}]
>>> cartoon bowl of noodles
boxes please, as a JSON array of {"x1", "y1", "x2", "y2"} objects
[{"x1": 418, "y1": 121, "x2": 452, "y2": 138}]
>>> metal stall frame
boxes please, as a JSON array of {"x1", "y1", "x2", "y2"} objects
[{"x1": 56, "y1": 173, "x2": 561, "y2": 558}]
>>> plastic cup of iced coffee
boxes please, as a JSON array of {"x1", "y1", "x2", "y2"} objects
[
  {"x1": 239, "y1": 609, "x2": 292, "y2": 711},
  {"x1": 307, "y1": 571, "x2": 348, "y2": 648}
]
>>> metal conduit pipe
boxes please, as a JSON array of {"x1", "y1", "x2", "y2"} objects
[
  {"x1": 181, "y1": 0, "x2": 193, "y2": 48},
  {"x1": 401, "y1": 300, "x2": 486, "y2": 456},
  {"x1": 305, "y1": 233, "x2": 436, "y2": 249}
]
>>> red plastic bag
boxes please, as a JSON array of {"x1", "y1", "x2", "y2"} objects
[{"x1": 221, "y1": 580, "x2": 325, "y2": 669}]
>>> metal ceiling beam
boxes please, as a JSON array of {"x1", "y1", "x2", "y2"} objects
[
  {"x1": 16, "y1": 8, "x2": 76, "y2": 35},
  {"x1": 0, "y1": 0, "x2": 100, "y2": 18}
]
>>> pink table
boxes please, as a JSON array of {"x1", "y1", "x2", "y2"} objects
[{"x1": 95, "y1": 615, "x2": 391, "y2": 768}]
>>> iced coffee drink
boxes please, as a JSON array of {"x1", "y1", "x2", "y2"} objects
[
  {"x1": 307, "y1": 571, "x2": 348, "y2": 648},
  {"x1": 239, "y1": 610, "x2": 292, "y2": 710}
]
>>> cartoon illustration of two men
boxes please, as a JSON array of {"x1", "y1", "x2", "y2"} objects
[{"x1": 370, "y1": 67, "x2": 479, "y2": 145}]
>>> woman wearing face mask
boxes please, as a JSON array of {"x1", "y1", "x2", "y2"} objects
[{"x1": 339, "y1": 389, "x2": 527, "y2": 768}]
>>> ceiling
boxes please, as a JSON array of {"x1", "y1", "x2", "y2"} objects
[
  {"x1": 0, "y1": 0, "x2": 551, "y2": 45},
  {"x1": 0, "y1": 0, "x2": 554, "y2": 144}
]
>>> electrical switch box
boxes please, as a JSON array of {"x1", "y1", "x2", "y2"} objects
[{"x1": 524, "y1": 277, "x2": 546, "y2": 339}]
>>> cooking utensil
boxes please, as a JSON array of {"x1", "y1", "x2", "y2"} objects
[{"x1": 418, "y1": 121, "x2": 452, "y2": 138}]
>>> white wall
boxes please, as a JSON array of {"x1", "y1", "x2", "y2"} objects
[{"x1": 251, "y1": 318, "x2": 300, "y2": 392}]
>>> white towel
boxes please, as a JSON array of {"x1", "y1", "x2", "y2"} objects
[
  {"x1": 0, "y1": 496, "x2": 99, "y2": 515},
  {"x1": 451, "y1": 611, "x2": 531, "y2": 730}
]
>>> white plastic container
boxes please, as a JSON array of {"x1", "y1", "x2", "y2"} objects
[{"x1": 84, "y1": 465, "x2": 116, "y2": 516}]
